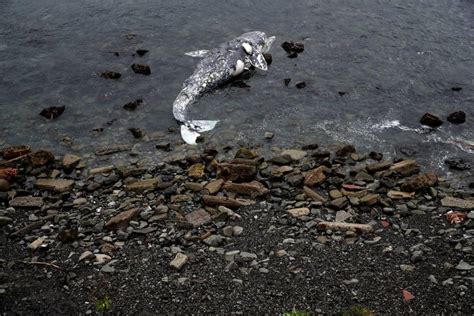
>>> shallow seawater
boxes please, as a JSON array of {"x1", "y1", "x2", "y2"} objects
[{"x1": 0, "y1": 0, "x2": 473, "y2": 176}]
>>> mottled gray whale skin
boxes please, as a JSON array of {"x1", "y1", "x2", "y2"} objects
[{"x1": 173, "y1": 31, "x2": 275, "y2": 144}]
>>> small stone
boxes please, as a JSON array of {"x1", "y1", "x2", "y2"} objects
[
  {"x1": 125, "y1": 178, "x2": 161, "y2": 192},
  {"x1": 455, "y1": 261, "x2": 473, "y2": 271},
  {"x1": 390, "y1": 160, "x2": 420, "y2": 176},
  {"x1": 73, "y1": 198, "x2": 87, "y2": 205},
  {"x1": 259, "y1": 268, "x2": 269, "y2": 274},
  {"x1": 222, "y1": 181, "x2": 269, "y2": 197},
  {"x1": 222, "y1": 226, "x2": 234, "y2": 237},
  {"x1": 447, "y1": 111, "x2": 466, "y2": 124},
  {"x1": 29, "y1": 150, "x2": 54, "y2": 167},
  {"x1": 79, "y1": 251, "x2": 94, "y2": 261},
  {"x1": 205, "y1": 179, "x2": 224, "y2": 194},
  {"x1": 281, "y1": 149, "x2": 307, "y2": 161},
  {"x1": 0, "y1": 216, "x2": 13, "y2": 226},
  {"x1": 303, "y1": 186, "x2": 327, "y2": 203},
  {"x1": 335, "y1": 210, "x2": 352, "y2": 222},
  {"x1": 336, "y1": 145, "x2": 356, "y2": 157},
  {"x1": 330, "y1": 197, "x2": 348, "y2": 209},
  {"x1": 304, "y1": 166, "x2": 328, "y2": 186},
  {"x1": 0, "y1": 179, "x2": 10, "y2": 191},
  {"x1": 188, "y1": 163, "x2": 205, "y2": 178},
  {"x1": 400, "y1": 173, "x2": 437, "y2": 192},
  {"x1": 264, "y1": 132, "x2": 274, "y2": 139},
  {"x1": 428, "y1": 275, "x2": 438, "y2": 284},
  {"x1": 343, "y1": 279, "x2": 359, "y2": 285},
  {"x1": 185, "y1": 209, "x2": 211, "y2": 227},
  {"x1": 36, "y1": 178, "x2": 74, "y2": 192},
  {"x1": 62, "y1": 154, "x2": 81, "y2": 169},
  {"x1": 287, "y1": 207, "x2": 310, "y2": 218},
  {"x1": 276, "y1": 250, "x2": 287, "y2": 257},
  {"x1": 232, "y1": 226, "x2": 243, "y2": 236},
  {"x1": 9, "y1": 196, "x2": 43, "y2": 208},
  {"x1": 203, "y1": 235, "x2": 225, "y2": 247},
  {"x1": 441, "y1": 197, "x2": 474, "y2": 210},
  {"x1": 296, "y1": 82, "x2": 306, "y2": 89},
  {"x1": 420, "y1": 113, "x2": 443, "y2": 127},
  {"x1": 170, "y1": 253, "x2": 188, "y2": 271},
  {"x1": 400, "y1": 264, "x2": 415, "y2": 272},
  {"x1": 27, "y1": 237, "x2": 45, "y2": 251},
  {"x1": 366, "y1": 160, "x2": 391, "y2": 173},
  {"x1": 105, "y1": 208, "x2": 140, "y2": 230},
  {"x1": 94, "y1": 254, "x2": 111, "y2": 264},
  {"x1": 329, "y1": 189, "x2": 343, "y2": 200}
]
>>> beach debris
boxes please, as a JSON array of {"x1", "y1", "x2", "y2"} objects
[{"x1": 445, "y1": 211, "x2": 466, "y2": 224}]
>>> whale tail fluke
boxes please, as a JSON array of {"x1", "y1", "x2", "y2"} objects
[{"x1": 180, "y1": 120, "x2": 219, "y2": 145}]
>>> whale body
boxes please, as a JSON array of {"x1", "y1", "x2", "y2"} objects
[{"x1": 173, "y1": 31, "x2": 275, "y2": 144}]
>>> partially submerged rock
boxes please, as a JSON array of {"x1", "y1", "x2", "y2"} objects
[
  {"x1": 99, "y1": 71, "x2": 121, "y2": 79},
  {"x1": 39, "y1": 106, "x2": 65, "y2": 120},
  {"x1": 420, "y1": 113, "x2": 443, "y2": 127},
  {"x1": 131, "y1": 63, "x2": 151, "y2": 75}
]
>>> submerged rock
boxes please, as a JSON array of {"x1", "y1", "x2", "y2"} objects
[
  {"x1": 445, "y1": 158, "x2": 471, "y2": 170},
  {"x1": 123, "y1": 99, "x2": 144, "y2": 111},
  {"x1": 99, "y1": 71, "x2": 121, "y2": 79},
  {"x1": 136, "y1": 49, "x2": 149, "y2": 57},
  {"x1": 295, "y1": 82, "x2": 306, "y2": 89},
  {"x1": 131, "y1": 63, "x2": 151, "y2": 75},
  {"x1": 281, "y1": 41, "x2": 304, "y2": 55}
]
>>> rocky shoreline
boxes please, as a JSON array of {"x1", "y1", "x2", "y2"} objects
[{"x1": 1, "y1": 142, "x2": 473, "y2": 314}]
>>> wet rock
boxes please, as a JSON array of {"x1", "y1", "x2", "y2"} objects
[
  {"x1": 304, "y1": 166, "x2": 328, "y2": 186},
  {"x1": 235, "y1": 148, "x2": 258, "y2": 159},
  {"x1": 445, "y1": 158, "x2": 471, "y2": 170},
  {"x1": 0, "y1": 179, "x2": 10, "y2": 191},
  {"x1": 123, "y1": 99, "x2": 144, "y2": 111},
  {"x1": 185, "y1": 209, "x2": 211, "y2": 227},
  {"x1": 359, "y1": 193, "x2": 380, "y2": 206},
  {"x1": 420, "y1": 113, "x2": 443, "y2": 127},
  {"x1": 451, "y1": 87, "x2": 462, "y2": 91},
  {"x1": 128, "y1": 128, "x2": 144, "y2": 139},
  {"x1": 264, "y1": 132, "x2": 274, "y2": 139},
  {"x1": 36, "y1": 178, "x2": 74, "y2": 192},
  {"x1": 9, "y1": 196, "x2": 43, "y2": 208},
  {"x1": 136, "y1": 49, "x2": 149, "y2": 57},
  {"x1": 223, "y1": 181, "x2": 269, "y2": 198},
  {"x1": 369, "y1": 151, "x2": 383, "y2": 161},
  {"x1": 271, "y1": 165, "x2": 293, "y2": 177},
  {"x1": 125, "y1": 177, "x2": 161, "y2": 192},
  {"x1": 39, "y1": 106, "x2": 65, "y2": 120},
  {"x1": 287, "y1": 207, "x2": 310, "y2": 218},
  {"x1": 131, "y1": 63, "x2": 151, "y2": 75},
  {"x1": 62, "y1": 154, "x2": 81, "y2": 170},
  {"x1": 284, "y1": 78, "x2": 291, "y2": 86},
  {"x1": 271, "y1": 154, "x2": 292, "y2": 165},
  {"x1": 281, "y1": 41, "x2": 304, "y2": 54},
  {"x1": 29, "y1": 150, "x2": 54, "y2": 167},
  {"x1": 400, "y1": 173, "x2": 437, "y2": 192},
  {"x1": 447, "y1": 111, "x2": 466, "y2": 124},
  {"x1": 170, "y1": 253, "x2": 188, "y2": 270},
  {"x1": 1, "y1": 145, "x2": 31, "y2": 159},
  {"x1": 336, "y1": 145, "x2": 356, "y2": 157},
  {"x1": 441, "y1": 197, "x2": 474, "y2": 210},
  {"x1": 99, "y1": 71, "x2": 121, "y2": 79},
  {"x1": 105, "y1": 208, "x2": 140, "y2": 230},
  {"x1": 295, "y1": 82, "x2": 306, "y2": 89}
]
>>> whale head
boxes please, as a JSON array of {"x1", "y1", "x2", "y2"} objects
[{"x1": 238, "y1": 31, "x2": 275, "y2": 71}]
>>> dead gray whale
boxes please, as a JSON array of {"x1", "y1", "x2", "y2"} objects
[{"x1": 172, "y1": 31, "x2": 275, "y2": 144}]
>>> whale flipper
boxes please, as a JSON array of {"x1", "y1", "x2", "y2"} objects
[
  {"x1": 185, "y1": 50, "x2": 209, "y2": 58},
  {"x1": 180, "y1": 120, "x2": 219, "y2": 144},
  {"x1": 248, "y1": 50, "x2": 268, "y2": 71}
]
